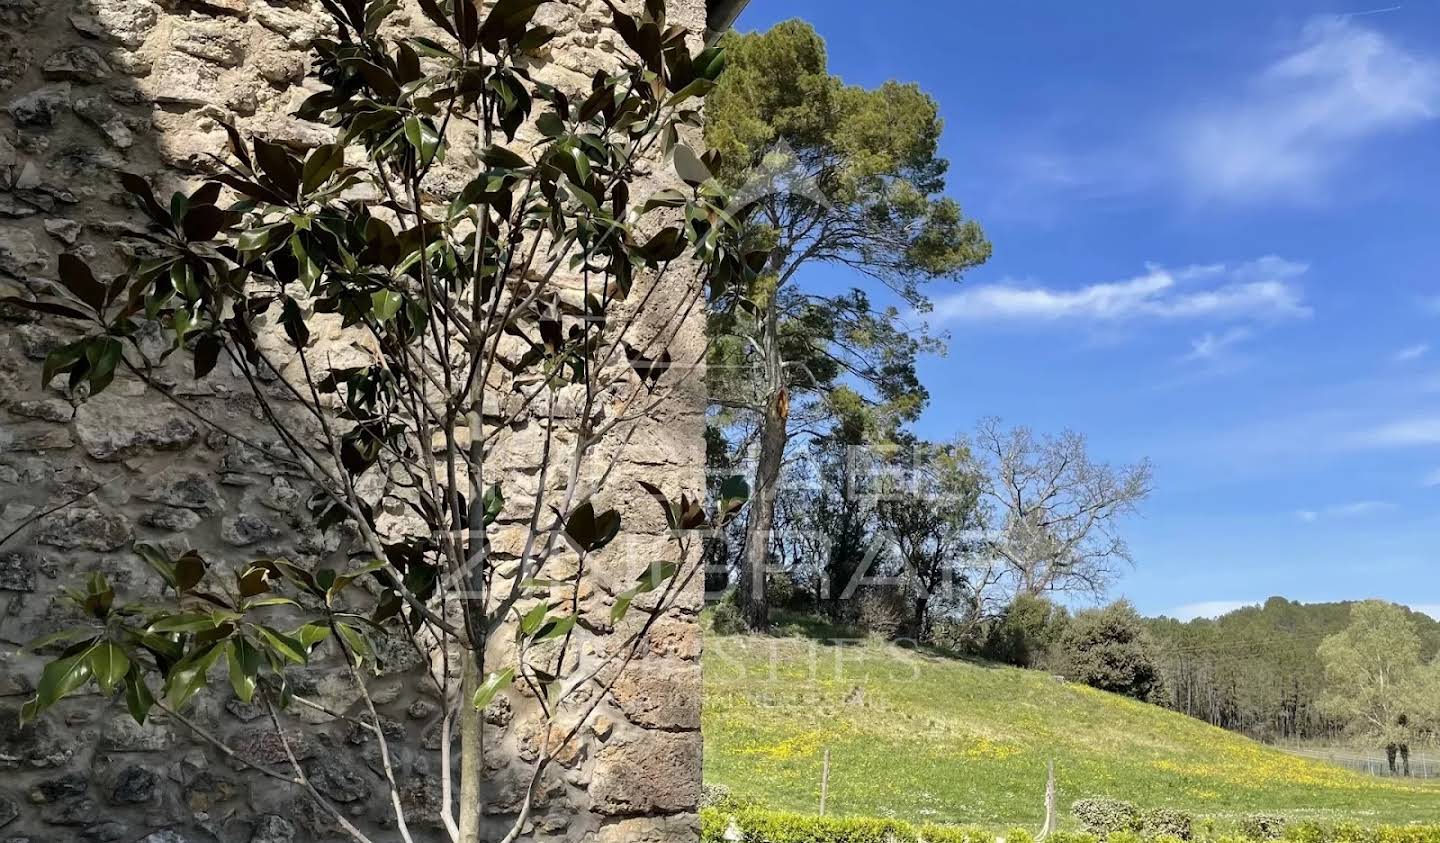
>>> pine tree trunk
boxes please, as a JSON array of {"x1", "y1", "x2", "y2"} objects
[
  {"x1": 738, "y1": 292, "x2": 786, "y2": 633},
  {"x1": 739, "y1": 391, "x2": 786, "y2": 632}
]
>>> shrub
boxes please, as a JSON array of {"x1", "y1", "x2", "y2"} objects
[
  {"x1": 1047, "y1": 834, "x2": 1100, "y2": 843},
  {"x1": 1052, "y1": 601, "x2": 1165, "y2": 702},
  {"x1": 1284, "y1": 823, "x2": 1327, "y2": 843},
  {"x1": 701, "y1": 808, "x2": 730, "y2": 843},
  {"x1": 698, "y1": 807, "x2": 1002, "y2": 843},
  {"x1": 699, "y1": 807, "x2": 917, "y2": 843},
  {"x1": 768, "y1": 568, "x2": 799, "y2": 610},
  {"x1": 918, "y1": 824, "x2": 993, "y2": 843},
  {"x1": 982, "y1": 594, "x2": 1069, "y2": 667},
  {"x1": 735, "y1": 809, "x2": 919, "y2": 843},
  {"x1": 1240, "y1": 816, "x2": 1289, "y2": 841},
  {"x1": 1109, "y1": 831, "x2": 1145, "y2": 843},
  {"x1": 1333, "y1": 824, "x2": 1377, "y2": 843},
  {"x1": 1073, "y1": 798, "x2": 1142, "y2": 836},
  {"x1": 1142, "y1": 808, "x2": 1195, "y2": 841},
  {"x1": 702, "y1": 783, "x2": 759, "y2": 813},
  {"x1": 855, "y1": 587, "x2": 908, "y2": 639},
  {"x1": 1377, "y1": 828, "x2": 1440, "y2": 843},
  {"x1": 712, "y1": 602, "x2": 747, "y2": 636}
]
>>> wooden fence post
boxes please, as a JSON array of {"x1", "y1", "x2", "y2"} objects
[
  {"x1": 1038, "y1": 760, "x2": 1058, "y2": 840},
  {"x1": 819, "y1": 746, "x2": 831, "y2": 816}
]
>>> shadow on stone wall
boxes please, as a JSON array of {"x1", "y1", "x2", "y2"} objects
[{"x1": 0, "y1": 2, "x2": 486, "y2": 841}]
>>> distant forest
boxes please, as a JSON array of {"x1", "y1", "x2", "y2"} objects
[{"x1": 1147, "y1": 598, "x2": 1440, "y2": 743}]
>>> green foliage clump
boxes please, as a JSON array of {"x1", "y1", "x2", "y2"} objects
[
  {"x1": 916, "y1": 823, "x2": 994, "y2": 843},
  {"x1": 702, "y1": 782, "x2": 758, "y2": 813},
  {"x1": 699, "y1": 807, "x2": 1002, "y2": 843},
  {"x1": 1284, "y1": 823, "x2": 1330, "y2": 843},
  {"x1": 1239, "y1": 815, "x2": 1289, "y2": 840},
  {"x1": 1376, "y1": 828, "x2": 1440, "y2": 843},
  {"x1": 983, "y1": 594, "x2": 1069, "y2": 667},
  {"x1": 1333, "y1": 824, "x2": 1378, "y2": 843},
  {"x1": 1073, "y1": 798, "x2": 1142, "y2": 836},
  {"x1": 721, "y1": 808, "x2": 917, "y2": 843},
  {"x1": 1141, "y1": 808, "x2": 1194, "y2": 840},
  {"x1": 700, "y1": 806, "x2": 1440, "y2": 843},
  {"x1": 712, "y1": 601, "x2": 748, "y2": 636},
  {"x1": 1054, "y1": 601, "x2": 1165, "y2": 702},
  {"x1": 1317, "y1": 601, "x2": 1438, "y2": 753}
]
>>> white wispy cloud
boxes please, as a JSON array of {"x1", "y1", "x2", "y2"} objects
[
  {"x1": 1421, "y1": 467, "x2": 1440, "y2": 486},
  {"x1": 1185, "y1": 327, "x2": 1253, "y2": 362},
  {"x1": 1394, "y1": 343, "x2": 1430, "y2": 362},
  {"x1": 930, "y1": 257, "x2": 1309, "y2": 325},
  {"x1": 996, "y1": 16, "x2": 1439, "y2": 210},
  {"x1": 1351, "y1": 417, "x2": 1440, "y2": 447},
  {"x1": 1296, "y1": 500, "x2": 1394, "y2": 522},
  {"x1": 1165, "y1": 600, "x2": 1258, "y2": 621},
  {"x1": 1176, "y1": 16, "x2": 1440, "y2": 202}
]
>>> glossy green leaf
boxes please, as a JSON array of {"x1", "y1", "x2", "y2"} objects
[
  {"x1": 26, "y1": 628, "x2": 98, "y2": 652},
  {"x1": 227, "y1": 637, "x2": 260, "y2": 703},
  {"x1": 403, "y1": 116, "x2": 442, "y2": 163},
  {"x1": 291, "y1": 622, "x2": 332, "y2": 652},
  {"x1": 124, "y1": 667, "x2": 155, "y2": 724},
  {"x1": 335, "y1": 622, "x2": 372, "y2": 668},
  {"x1": 149, "y1": 612, "x2": 226, "y2": 633},
  {"x1": 90, "y1": 642, "x2": 131, "y2": 694},
  {"x1": 371, "y1": 289, "x2": 402, "y2": 322},
  {"x1": 255, "y1": 624, "x2": 308, "y2": 664},
  {"x1": 532, "y1": 615, "x2": 575, "y2": 643},
  {"x1": 163, "y1": 642, "x2": 224, "y2": 711},
  {"x1": 23, "y1": 640, "x2": 99, "y2": 721},
  {"x1": 610, "y1": 561, "x2": 679, "y2": 622},
  {"x1": 520, "y1": 602, "x2": 547, "y2": 636},
  {"x1": 471, "y1": 667, "x2": 514, "y2": 710}
]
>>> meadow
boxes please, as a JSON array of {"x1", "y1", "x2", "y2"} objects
[{"x1": 702, "y1": 628, "x2": 1440, "y2": 828}]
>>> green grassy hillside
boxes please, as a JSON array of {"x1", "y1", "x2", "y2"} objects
[{"x1": 703, "y1": 632, "x2": 1440, "y2": 827}]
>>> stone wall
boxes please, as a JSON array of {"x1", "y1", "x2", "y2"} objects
[{"x1": 0, "y1": 0, "x2": 709, "y2": 841}]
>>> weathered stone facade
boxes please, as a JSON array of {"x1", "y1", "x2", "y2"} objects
[{"x1": 0, "y1": 0, "x2": 714, "y2": 840}]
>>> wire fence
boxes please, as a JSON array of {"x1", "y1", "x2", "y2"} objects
[{"x1": 1281, "y1": 746, "x2": 1440, "y2": 779}]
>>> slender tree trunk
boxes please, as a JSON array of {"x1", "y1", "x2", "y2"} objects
[
  {"x1": 913, "y1": 595, "x2": 929, "y2": 643},
  {"x1": 458, "y1": 661, "x2": 483, "y2": 842},
  {"x1": 458, "y1": 408, "x2": 487, "y2": 842},
  {"x1": 738, "y1": 293, "x2": 786, "y2": 632}
]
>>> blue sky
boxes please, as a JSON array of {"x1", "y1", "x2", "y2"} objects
[{"x1": 734, "y1": 1, "x2": 1440, "y2": 620}]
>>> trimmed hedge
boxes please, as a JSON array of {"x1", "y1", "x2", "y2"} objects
[
  {"x1": 699, "y1": 807, "x2": 1028, "y2": 843},
  {"x1": 701, "y1": 806, "x2": 1440, "y2": 843}
]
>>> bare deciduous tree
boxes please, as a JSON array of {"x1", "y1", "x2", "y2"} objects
[{"x1": 971, "y1": 418, "x2": 1152, "y2": 599}]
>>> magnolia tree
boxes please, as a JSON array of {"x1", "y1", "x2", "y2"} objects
[{"x1": 3, "y1": 0, "x2": 758, "y2": 840}]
